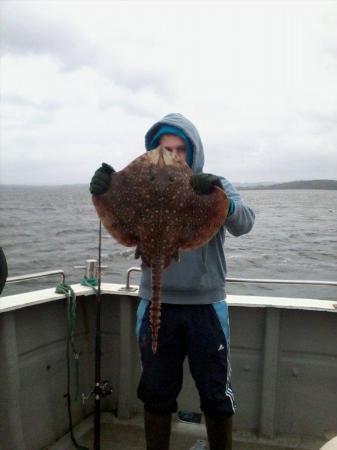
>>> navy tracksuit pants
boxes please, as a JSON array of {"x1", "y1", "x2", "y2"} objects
[{"x1": 136, "y1": 299, "x2": 235, "y2": 418}]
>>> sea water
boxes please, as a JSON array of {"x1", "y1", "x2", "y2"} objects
[{"x1": 1, "y1": 185, "x2": 336, "y2": 300}]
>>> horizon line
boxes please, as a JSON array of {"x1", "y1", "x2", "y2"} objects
[{"x1": 1, "y1": 178, "x2": 337, "y2": 188}]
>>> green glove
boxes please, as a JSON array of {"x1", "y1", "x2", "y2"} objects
[
  {"x1": 89, "y1": 163, "x2": 115, "y2": 195},
  {"x1": 190, "y1": 173, "x2": 223, "y2": 195}
]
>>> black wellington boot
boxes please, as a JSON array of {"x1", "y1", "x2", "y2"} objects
[
  {"x1": 144, "y1": 409, "x2": 172, "y2": 450},
  {"x1": 205, "y1": 415, "x2": 232, "y2": 450}
]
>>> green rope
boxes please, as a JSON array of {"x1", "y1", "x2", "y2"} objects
[
  {"x1": 56, "y1": 278, "x2": 98, "y2": 449},
  {"x1": 80, "y1": 276, "x2": 98, "y2": 293},
  {"x1": 56, "y1": 283, "x2": 80, "y2": 399},
  {"x1": 56, "y1": 282, "x2": 89, "y2": 449},
  {"x1": 55, "y1": 278, "x2": 98, "y2": 401}
]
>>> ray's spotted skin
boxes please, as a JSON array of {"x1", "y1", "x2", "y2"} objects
[{"x1": 92, "y1": 146, "x2": 229, "y2": 353}]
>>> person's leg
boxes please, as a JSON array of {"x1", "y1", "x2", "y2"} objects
[
  {"x1": 204, "y1": 414, "x2": 232, "y2": 450},
  {"x1": 136, "y1": 301, "x2": 186, "y2": 450},
  {"x1": 144, "y1": 409, "x2": 172, "y2": 450},
  {"x1": 186, "y1": 302, "x2": 234, "y2": 450}
]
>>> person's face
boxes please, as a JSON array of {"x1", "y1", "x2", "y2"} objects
[{"x1": 159, "y1": 134, "x2": 186, "y2": 163}]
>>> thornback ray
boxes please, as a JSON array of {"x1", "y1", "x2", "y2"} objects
[{"x1": 92, "y1": 146, "x2": 229, "y2": 353}]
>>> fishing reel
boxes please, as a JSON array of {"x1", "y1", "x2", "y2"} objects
[{"x1": 82, "y1": 380, "x2": 113, "y2": 404}]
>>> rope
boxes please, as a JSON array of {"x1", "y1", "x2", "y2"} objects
[
  {"x1": 80, "y1": 276, "x2": 98, "y2": 293},
  {"x1": 56, "y1": 282, "x2": 88, "y2": 450},
  {"x1": 56, "y1": 283, "x2": 80, "y2": 378},
  {"x1": 56, "y1": 232, "x2": 101, "y2": 449}
]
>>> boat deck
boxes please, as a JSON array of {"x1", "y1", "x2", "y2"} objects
[{"x1": 49, "y1": 412, "x2": 326, "y2": 450}]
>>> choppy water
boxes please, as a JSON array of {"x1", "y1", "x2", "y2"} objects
[{"x1": 0, "y1": 185, "x2": 336, "y2": 300}]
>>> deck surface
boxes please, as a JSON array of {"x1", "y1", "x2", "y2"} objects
[{"x1": 49, "y1": 413, "x2": 327, "y2": 450}]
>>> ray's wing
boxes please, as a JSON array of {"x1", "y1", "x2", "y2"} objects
[
  {"x1": 92, "y1": 152, "x2": 159, "y2": 247},
  {"x1": 92, "y1": 169, "x2": 142, "y2": 246},
  {"x1": 179, "y1": 186, "x2": 229, "y2": 250}
]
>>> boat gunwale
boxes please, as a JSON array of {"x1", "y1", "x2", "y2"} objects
[{"x1": 1, "y1": 282, "x2": 336, "y2": 314}]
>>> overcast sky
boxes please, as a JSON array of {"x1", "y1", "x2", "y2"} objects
[{"x1": 1, "y1": 1, "x2": 337, "y2": 185}]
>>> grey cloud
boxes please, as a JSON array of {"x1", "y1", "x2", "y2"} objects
[
  {"x1": 299, "y1": 110, "x2": 337, "y2": 133},
  {"x1": 94, "y1": 56, "x2": 173, "y2": 97},
  {"x1": 1, "y1": 4, "x2": 172, "y2": 96},
  {"x1": 1, "y1": 4, "x2": 99, "y2": 69},
  {"x1": 204, "y1": 117, "x2": 337, "y2": 182},
  {"x1": 99, "y1": 98, "x2": 155, "y2": 119},
  {"x1": 2, "y1": 93, "x2": 61, "y2": 111},
  {"x1": 323, "y1": 44, "x2": 337, "y2": 59}
]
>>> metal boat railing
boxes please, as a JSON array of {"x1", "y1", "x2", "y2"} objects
[
  {"x1": 124, "y1": 266, "x2": 337, "y2": 290},
  {"x1": 5, "y1": 260, "x2": 106, "y2": 287},
  {"x1": 6, "y1": 270, "x2": 65, "y2": 284},
  {"x1": 5, "y1": 263, "x2": 337, "y2": 292},
  {"x1": 222, "y1": 277, "x2": 337, "y2": 286}
]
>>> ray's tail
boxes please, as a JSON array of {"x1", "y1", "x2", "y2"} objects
[{"x1": 150, "y1": 256, "x2": 164, "y2": 353}]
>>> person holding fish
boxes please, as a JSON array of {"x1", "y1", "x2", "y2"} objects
[{"x1": 90, "y1": 113, "x2": 255, "y2": 450}]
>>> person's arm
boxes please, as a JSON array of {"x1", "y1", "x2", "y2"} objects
[
  {"x1": 190, "y1": 173, "x2": 255, "y2": 236},
  {"x1": 219, "y1": 176, "x2": 255, "y2": 236},
  {"x1": 190, "y1": 172, "x2": 236, "y2": 221}
]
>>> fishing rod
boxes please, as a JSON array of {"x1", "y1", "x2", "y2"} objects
[
  {"x1": 94, "y1": 220, "x2": 102, "y2": 449},
  {"x1": 93, "y1": 220, "x2": 113, "y2": 449}
]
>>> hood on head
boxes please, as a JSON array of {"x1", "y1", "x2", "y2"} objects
[
  {"x1": 145, "y1": 113, "x2": 204, "y2": 173},
  {"x1": 149, "y1": 125, "x2": 193, "y2": 168}
]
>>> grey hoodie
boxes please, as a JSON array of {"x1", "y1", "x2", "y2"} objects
[{"x1": 139, "y1": 113, "x2": 255, "y2": 304}]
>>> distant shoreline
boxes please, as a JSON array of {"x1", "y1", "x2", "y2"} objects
[
  {"x1": 1, "y1": 179, "x2": 337, "y2": 190},
  {"x1": 237, "y1": 179, "x2": 337, "y2": 191}
]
